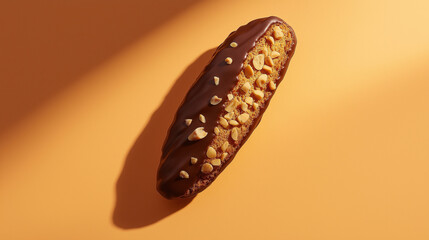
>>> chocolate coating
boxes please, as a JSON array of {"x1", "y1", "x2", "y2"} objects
[{"x1": 157, "y1": 16, "x2": 297, "y2": 199}]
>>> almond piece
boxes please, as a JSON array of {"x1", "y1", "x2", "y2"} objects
[
  {"x1": 211, "y1": 159, "x2": 221, "y2": 167},
  {"x1": 210, "y1": 95, "x2": 222, "y2": 105},
  {"x1": 231, "y1": 127, "x2": 239, "y2": 141},
  {"x1": 262, "y1": 65, "x2": 272, "y2": 74},
  {"x1": 245, "y1": 96, "x2": 254, "y2": 105},
  {"x1": 273, "y1": 26, "x2": 284, "y2": 39},
  {"x1": 185, "y1": 119, "x2": 192, "y2": 126},
  {"x1": 265, "y1": 56, "x2": 274, "y2": 66},
  {"x1": 224, "y1": 112, "x2": 234, "y2": 120},
  {"x1": 221, "y1": 141, "x2": 229, "y2": 152},
  {"x1": 269, "y1": 81, "x2": 277, "y2": 90},
  {"x1": 227, "y1": 94, "x2": 234, "y2": 100},
  {"x1": 241, "y1": 102, "x2": 248, "y2": 112},
  {"x1": 253, "y1": 90, "x2": 264, "y2": 100},
  {"x1": 190, "y1": 157, "x2": 198, "y2": 165},
  {"x1": 225, "y1": 98, "x2": 240, "y2": 112},
  {"x1": 237, "y1": 113, "x2": 250, "y2": 124},
  {"x1": 241, "y1": 82, "x2": 251, "y2": 93},
  {"x1": 206, "y1": 146, "x2": 217, "y2": 158},
  {"x1": 179, "y1": 170, "x2": 189, "y2": 179},
  {"x1": 201, "y1": 163, "x2": 213, "y2": 174},
  {"x1": 214, "y1": 127, "x2": 220, "y2": 135},
  {"x1": 256, "y1": 74, "x2": 268, "y2": 87},
  {"x1": 219, "y1": 117, "x2": 229, "y2": 128},
  {"x1": 271, "y1": 51, "x2": 280, "y2": 59},
  {"x1": 213, "y1": 76, "x2": 219, "y2": 85},
  {"x1": 221, "y1": 152, "x2": 228, "y2": 160},
  {"x1": 199, "y1": 114, "x2": 206, "y2": 123},
  {"x1": 225, "y1": 57, "x2": 233, "y2": 64},
  {"x1": 267, "y1": 36, "x2": 275, "y2": 45},
  {"x1": 252, "y1": 54, "x2": 265, "y2": 70},
  {"x1": 229, "y1": 120, "x2": 239, "y2": 126},
  {"x1": 244, "y1": 65, "x2": 254, "y2": 78},
  {"x1": 188, "y1": 127, "x2": 208, "y2": 141},
  {"x1": 230, "y1": 42, "x2": 238, "y2": 48}
]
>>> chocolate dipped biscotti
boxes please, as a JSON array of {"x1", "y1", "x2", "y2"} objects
[{"x1": 157, "y1": 16, "x2": 297, "y2": 199}]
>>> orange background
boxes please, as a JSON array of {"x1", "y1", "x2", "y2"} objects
[{"x1": 1, "y1": 0, "x2": 429, "y2": 239}]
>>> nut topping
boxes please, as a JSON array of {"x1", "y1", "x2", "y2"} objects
[
  {"x1": 225, "y1": 98, "x2": 240, "y2": 112},
  {"x1": 241, "y1": 82, "x2": 251, "y2": 93},
  {"x1": 227, "y1": 94, "x2": 234, "y2": 100},
  {"x1": 185, "y1": 119, "x2": 192, "y2": 126},
  {"x1": 262, "y1": 65, "x2": 272, "y2": 74},
  {"x1": 253, "y1": 90, "x2": 264, "y2": 100},
  {"x1": 273, "y1": 26, "x2": 284, "y2": 39},
  {"x1": 269, "y1": 81, "x2": 277, "y2": 90},
  {"x1": 229, "y1": 120, "x2": 239, "y2": 126},
  {"x1": 225, "y1": 57, "x2": 233, "y2": 64},
  {"x1": 244, "y1": 65, "x2": 254, "y2": 78},
  {"x1": 188, "y1": 127, "x2": 208, "y2": 141},
  {"x1": 179, "y1": 170, "x2": 189, "y2": 179},
  {"x1": 214, "y1": 127, "x2": 220, "y2": 135},
  {"x1": 221, "y1": 141, "x2": 229, "y2": 152},
  {"x1": 201, "y1": 163, "x2": 213, "y2": 174},
  {"x1": 224, "y1": 112, "x2": 234, "y2": 120},
  {"x1": 245, "y1": 96, "x2": 254, "y2": 105},
  {"x1": 219, "y1": 117, "x2": 229, "y2": 128},
  {"x1": 267, "y1": 36, "x2": 275, "y2": 45},
  {"x1": 265, "y1": 56, "x2": 274, "y2": 66},
  {"x1": 199, "y1": 114, "x2": 206, "y2": 123},
  {"x1": 241, "y1": 102, "x2": 248, "y2": 112},
  {"x1": 210, "y1": 95, "x2": 222, "y2": 105},
  {"x1": 231, "y1": 127, "x2": 239, "y2": 141},
  {"x1": 230, "y1": 42, "x2": 238, "y2": 48},
  {"x1": 252, "y1": 54, "x2": 265, "y2": 70},
  {"x1": 253, "y1": 103, "x2": 259, "y2": 109},
  {"x1": 213, "y1": 76, "x2": 219, "y2": 85},
  {"x1": 211, "y1": 159, "x2": 221, "y2": 166},
  {"x1": 207, "y1": 146, "x2": 217, "y2": 158},
  {"x1": 256, "y1": 74, "x2": 268, "y2": 87},
  {"x1": 271, "y1": 51, "x2": 280, "y2": 58},
  {"x1": 221, "y1": 152, "x2": 228, "y2": 160},
  {"x1": 237, "y1": 113, "x2": 250, "y2": 124},
  {"x1": 190, "y1": 157, "x2": 198, "y2": 165}
]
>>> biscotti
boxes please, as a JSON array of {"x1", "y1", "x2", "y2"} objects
[{"x1": 157, "y1": 16, "x2": 297, "y2": 199}]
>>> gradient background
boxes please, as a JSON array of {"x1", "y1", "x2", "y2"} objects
[{"x1": 1, "y1": 0, "x2": 429, "y2": 239}]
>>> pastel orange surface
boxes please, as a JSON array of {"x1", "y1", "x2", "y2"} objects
[{"x1": 1, "y1": 0, "x2": 428, "y2": 239}]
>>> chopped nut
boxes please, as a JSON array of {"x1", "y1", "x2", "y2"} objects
[
  {"x1": 230, "y1": 42, "x2": 238, "y2": 48},
  {"x1": 253, "y1": 103, "x2": 259, "y2": 109},
  {"x1": 190, "y1": 157, "x2": 198, "y2": 165},
  {"x1": 256, "y1": 74, "x2": 268, "y2": 87},
  {"x1": 225, "y1": 57, "x2": 233, "y2": 64},
  {"x1": 241, "y1": 102, "x2": 248, "y2": 111},
  {"x1": 219, "y1": 117, "x2": 229, "y2": 128},
  {"x1": 253, "y1": 90, "x2": 264, "y2": 100},
  {"x1": 211, "y1": 158, "x2": 221, "y2": 166},
  {"x1": 210, "y1": 95, "x2": 222, "y2": 105},
  {"x1": 207, "y1": 146, "x2": 217, "y2": 158},
  {"x1": 241, "y1": 82, "x2": 251, "y2": 93},
  {"x1": 227, "y1": 94, "x2": 234, "y2": 100},
  {"x1": 221, "y1": 152, "x2": 228, "y2": 160},
  {"x1": 262, "y1": 65, "x2": 273, "y2": 74},
  {"x1": 179, "y1": 170, "x2": 189, "y2": 179},
  {"x1": 271, "y1": 51, "x2": 280, "y2": 58},
  {"x1": 252, "y1": 54, "x2": 265, "y2": 70},
  {"x1": 237, "y1": 113, "x2": 250, "y2": 124},
  {"x1": 245, "y1": 96, "x2": 254, "y2": 105},
  {"x1": 265, "y1": 56, "x2": 274, "y2": 66},
  {"x1": 188, "y1": 127, "x2": 208, "y2": 141},
  {"x1": 244, "y1": 65, "x2": 254, "y2": 78},
  {"x1": 273, "y1": 26, "x2": 284, "y2": 39},
  {"x1": 199, "y1": 114, "x2": 206, "y2": 123},
  {"x1": 229, "y1": 120, "x2": 239, "y2": 126},
  {"x1": 262, "y1": 46, "x2": 269, "y2": 56},
  {"x1": 214, "y1": 127, "x2": 220, "y2": 135},
  {"x1": 269, "y1": 81, "x2": 277, "y2": 90},
  {"x1": 224, "y1": 112, "x2": 234, "y2": 120},
  {"x1": 221, "y1": 141, "x2": 229, "y2": 152},
  {"x1": 213, "y1": 76, "x2": 219, "y2": 85},
  {"x1": 225, "y1": 98, "x2": 240, "y2": 112},
  {"x1": 185, "y1": 119, "x2": 192, "y2": 126},
  {"x1": 231, "y1": 127, "x2": 239, "y2": 141},
  {"x1": 201, "y1": 163, "x2": 213, "y2": 174},
  {"x1": 267, "y1": 36, "x2": 275, "y2": 45}
]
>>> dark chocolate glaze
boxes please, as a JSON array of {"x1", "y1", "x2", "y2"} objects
[{"x1": 157, "y1": 16, "x2": 297, "y2": 199}]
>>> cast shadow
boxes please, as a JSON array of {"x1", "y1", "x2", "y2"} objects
[
  {"x1": 113, "y1": 48, "x2": 216, "y2": 229},
  {"x1": 0, "y1": 0, "x2": 200, "y2": 134}
]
